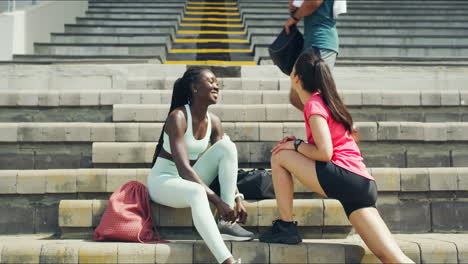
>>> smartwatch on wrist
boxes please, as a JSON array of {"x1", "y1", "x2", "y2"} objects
[{"x1": 294, "y1": 139, "x2": 303, "y2": 152}]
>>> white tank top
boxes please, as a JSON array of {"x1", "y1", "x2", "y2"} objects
[{"x1": 162, "y1": 104, "x2": 211, "y2": 160}]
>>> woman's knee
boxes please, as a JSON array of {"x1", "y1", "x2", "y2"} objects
[
  {"x1": 271, "y1": 151, "x2": 284, "y2": 166},
  {"x1": 212, "y1": 136, "x2": 237, "y2": 155}
]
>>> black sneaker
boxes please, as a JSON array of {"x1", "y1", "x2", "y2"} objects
[
  {"x1": 259, "y1": 219, "x2": 302, "y2": 244},
  {"x1": 218, "y1": 219, "x2": 255, "y2": 241}
]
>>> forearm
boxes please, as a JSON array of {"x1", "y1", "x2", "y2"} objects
[
  {"x1": 297, "y1": 142, "x2": 332, "y2": 162},
  {"x1": 179, "y1": 167, "x2": 222, "y2": 204}
]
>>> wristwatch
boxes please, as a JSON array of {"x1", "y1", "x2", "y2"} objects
[
  {"x1": 294, "y1": 139, "x2": 303, "y2": 152},
  {"x1": 290, "y1": 14, "x2": 300, "y2": 22}
]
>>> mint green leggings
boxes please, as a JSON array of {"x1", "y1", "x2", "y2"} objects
[{"x1": 147, "y1": 136, "x2": 238, "y2": 263}]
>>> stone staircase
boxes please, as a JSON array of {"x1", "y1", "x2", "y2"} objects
[
  {"x1": 5, "y1": 0, "x2": 468, "y2": 65},
  {"x1": 1, "y1": 63, "x2": 468, "y2": 262},
  {"x1": 1, "y1": 0, "x2": 468, "y2": 262}
]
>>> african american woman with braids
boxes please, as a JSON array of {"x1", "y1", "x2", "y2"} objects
[{"x1": 147, "y1": 68, "x2": 253, "y2": 264}]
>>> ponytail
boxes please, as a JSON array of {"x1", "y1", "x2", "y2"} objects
[
  {"x1": 294, "y1": 53, "x2": 358, "y2": 141},
  {"x1": 151, "y1": 68, "x2": 211, "y2": 166}
]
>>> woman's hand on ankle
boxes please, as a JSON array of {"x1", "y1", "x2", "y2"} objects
[{"x1": 235, "y1": 199, "x2": 248, "y2": 224}]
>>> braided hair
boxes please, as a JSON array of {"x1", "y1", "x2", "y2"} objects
[{"x1": 151, "y1": 67, "x2": 212, "y2": 166}]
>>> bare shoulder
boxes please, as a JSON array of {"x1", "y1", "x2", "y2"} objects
[{"x1": 166, "y1": 107, "x2": 187, "y2": 132}]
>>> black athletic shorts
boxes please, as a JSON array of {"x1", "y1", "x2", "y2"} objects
[{"x1": 315, "y1": 161, "x2": 378, "y2": 217}]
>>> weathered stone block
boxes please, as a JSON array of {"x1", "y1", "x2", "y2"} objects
[
  {"x1": 270, "y1": 243, "x2": 307, "y2": 264},
  {"x1": 65, "y1": 123, "x2": 91, "y2": 142},
  {"x1": 458, "y1": 168, "x2": 468, "y2": 191},
  {"x1": 249, "y1": 142, "x2": 275, "y2": 163},
  {"x1": 40, "y1": 242, "x2": 79, "y2": 264},
  {"x1": 0, "y1": 170, "x2": 17, "y2": 193},
  {"x1": 92, "y1": 200, "x2": 108, "y2": 227},
  {"x1": 356, "y1": 122, "x2": 377, "y2": 141},
  {"x1": 424, "y1": 123, "x2": 447, "y2": 141},
  {"x1": 222, "y1": 78, "x2": 242, "y2": 91},
  {"x1": 139, "y1": 123, "x2": 163, "y2": 142},
  {"x1": 371, "y1": 168, "x2": 400, "y2": 191},
  {"x1": 283, "y1": 122, "x2": 305, "y2": 139},
  {"x1": 452, "y1": 150, "x2": 468, "y2": 167},
  {"x1": 120, "y1": 90, "x2": 142, "y2": 104},
  {"x1": 100, "y1": 90, "x2": 121, "y2": 105},
  {"x1": 92, "y1": 142, "x2": 120, "y2": 164},
  {"x1": 258, "y1": 199, "x2": 323, "y2": 226},
  {"x1": 447, "y1": 122, "x2": 468, "y2": 141},
  {"x1": 362, "y1": 90, "x2": 382, "y2": 106},
  {"x1": 399, "y1": 122, "x2": 424, "y2": 140},
  {"x1": 279, "y1": 78, "x2": 290, "y2": 91},
  {"x1": 429, "y1": 168, "x2": 458, "y2": 191},
  {"x1": 432, "y1": 202, "x2": 468, "y2": 232},
  {"x1": 377, "y1": 198, "x2": 430, "y2": 232},
  {"x1": 232, "y1": 241, "x2": 268, "y2": 264},
  {"x1": 407, "y1": 237, "x2": 458, "y2": 264},
  {"x1": 79, "y1": 91, "x2": 100, "y2": 106},
  {"x1": 262, "y1": 91, "x2": 288, "y2": 104},
  {"x1": 18, "y1": 123, "x2": 45, "y2": 142},
  {"x1": 241, "y1": 78, "x2": 260, "y2": 90},
  {"x1": 441, "y1": 90, "x2": 460, "y2": 106},
  {"x1": 77, "y1": 169, "x2": 107, "y2": 192},
  {"x1": 106, "y1": 169, "x2": 137, "y2": 192},
  {"x1": 46, "y1": 169, "x2": 77, "y2": 193},
  {"x1": 155, "y1": 242, "x2": 193, "y2": 264},
  {"x1": 79, "y1": 243, "x2": 118, "y2": 264},
  {"x1": 159, "y1": 205, "x2": 193, "y2": 227},
  {"x1": 59, "y1": 91, "x2": 80, "y2": 106},
  {"x1": 0, "y1": 123, "x2": 18, "y2": 142},
  {"x1": 17, "y1": 91, "x2": 39, "y2": 106},
  {"x1": 243, "y1": 200, "x2": 258, "y2": 227},
  {"x1": 17, "y1": 170, "x2": 46, "y2": 194},
  {"x1": 242, "y1": 90, "x2": 262, "y2": 104},
  {"x1": 118, "y1": 243, "x2": 156, "y2": 264},
  {"x1": 259, "y1": 79, "x2": 278, "y2": 90},
  {"x1": 115, "y1": 123, "x2": 139, "y2": 142},
  {"x1": 323, "y1": 199, "x2": 349, "y2": 226},
  {"x1": 382, "y1": 91, "x2": 420, "y2": 106},
  {"x1": 407, "y1": 147, "x2": 450, "y2": 168},
  {"x1": 235, "y1": 123, "x2": 259, "y2": 141},
  {"x1": 421, "y1": 90, "x2": 441, "y2": 106},
  {"x1": 308, "y1": 243, "x2": 346, "y2": 263},
  {"x1": 377, "y1": 122, "x2": 400, "y2": 140},
  {"x1": 1, "y1": 243, "x2": 42, "y2": 264},
  {"x1": 59, "y1": 200, "x2": 93, "y2": 227},
  {"x1": 43, "y1": 123, "x2": 66, "y2": 142},
  {"x1": 266, "y1": 105, "x2": 288, "y2": 121},
  {"x1": 136, "y1": 169, "x2": 150, "y2": 186},
  {"x1": 259, "y1": 123, "x2": 283, "y2": 142},
  {"x1": 90, "y1": 123, "x2": 116, "y2": 142},
  {"x1": 194, "y1": 241, "x2": 231, "y2": 264},
  {"x1": 39, "y1": 90, "x2": 60, "y2": 107},
  {"x1": 244, "y1": 105, "x2": 266, "y2": 122},
  {"x1": 400, "y1": 168, "x2": 429, "y2": 191},
  {"x1": 342, "y1": 90, "x2": 362, "y2": 106}
]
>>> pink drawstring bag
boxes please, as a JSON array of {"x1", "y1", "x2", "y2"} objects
[{"x1": 94, "y1": 181, "x2": 166, "y2": 243}]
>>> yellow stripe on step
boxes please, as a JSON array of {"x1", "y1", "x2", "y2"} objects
[
  {"x1": 178, "y1": 30, "x2": 245, "y2": 34},
  {"x1": 185, "y1": 11, "x2": 239, "y2": 15},
  {"x1": 187, "y1": 6, "x2": 238, "y2": 10},
  {"x1": 175, "y1": 38, "x2": 249, "y2": 43},
  {"x1": 170, "y1": 49, "x2": 252, "y2": 53},
  {"x1": 165, "y1": 60, "x2": 256, "y2": 66},
  {"x1": 188, "y1": 2, "x2": 237, "y2": 5},
  {"x1": 180, "y1": 23, "x2": 243, "y2": 28},
  {"x1": 183, "y1": 18, "x2": 241, "y2": 22}
]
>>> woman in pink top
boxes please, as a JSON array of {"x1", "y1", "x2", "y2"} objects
[{"x1": 259, "y1": 53, "x2": 413, "y2": 263}]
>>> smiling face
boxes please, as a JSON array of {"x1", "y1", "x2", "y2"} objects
[{"x1": 192, "y1": 70, "x2": 219, "y2": 105}]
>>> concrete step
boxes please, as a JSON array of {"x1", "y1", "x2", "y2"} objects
[
  {"x1": 51, "y1": 33, "x2": 172, "y2": 44},
  {"x1": 240, "y1": 12, "x2": 468, "y2": 20},
  {"x1": 2, "y1": 233, "x2": 467, "y2": 264},
  {"x1": 248, "y1": 26, "x2": 468, "y2": 36},
  {"x1": 34, "y1": 43, "x2": 168, "y2": 57},
  {"x1": 89, "y1": 2, "x2": 185, "y2": 7},
  {"x1": 2, "y1": 121, "x2": 467, "y2": 142},
  {"x1": 246, "y1": 19, "x2": 468, "y2": 29},
  {"x1": 85, "y1": 12, "x2": 184, "y2": 19},
  {"x1": 10, "y1": 55, "x2": 162, "y2": 64},
  {"x1": 64, "y1": 24, "x2": 177, "y2": 35},
  {"x1": 76, "y1": 17, "x2": 179, "y2": 26},
  {"x1": 112, "y1": 104, "x2": 468, "y2": 122},
  {"x1": 1, "y1": 64, "x2": 467, "y2": 91},
  {"x1": 254, "y1": 44, "x2": 468, "y2": 58},
  {"x1": 0, "y1": 89, "x2": 466, "y2": 107},
  {"x1": 2, "y1": 167, "x2": 464, "y2": 234},
  {"x1": 58, "y1": 198, "x2": 352, "y2": 239},
  {"x1": 252, "y1": 34, "x2": 468, "y2": 46}
]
